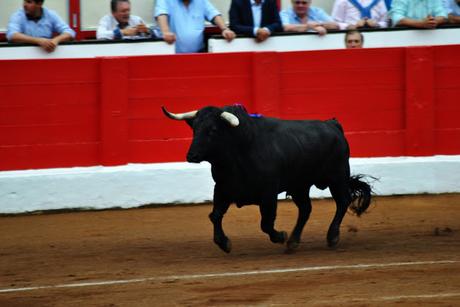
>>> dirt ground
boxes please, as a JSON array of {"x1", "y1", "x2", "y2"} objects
[{"x1": 0, "y1": 194, "x2": 459, "y2": 306}]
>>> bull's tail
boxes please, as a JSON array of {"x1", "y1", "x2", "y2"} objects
[{"x1": 348, "y1": 175, "x2": 373, "y2": 216}]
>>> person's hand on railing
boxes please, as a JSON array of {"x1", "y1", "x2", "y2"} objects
[
  {"x1": 136, "y1": 24, "x2": 151, "y2": 35},
  {"x1": 221, "y1": 28, "x2": 236, "y2": 42},
  {"x1": 366, "y1": 19, "x2": 379, "y2": 28},
  {"x1": 121, "y1": 27, "x2": 139, "y2": 37},
  {"x1": 37, "y1": 38, "x2": 57, "y2": 53},
  {"x1": 163, "y1": 32, "x2": 176, "y2": 44},
  {"x1": 256, "y1": 28, "x2": 271, "y2": 42}
]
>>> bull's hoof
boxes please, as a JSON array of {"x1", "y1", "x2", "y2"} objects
[
  {"x1": 327, "y1": 235, "x2": 340, "y2": 248},
  {"x1": 271, "y1": 231, "x2": 288, "y2": 244},
  {"x1": 285, "y1": 239, "x2": 300, "y2": 254},
  {"x1": 216, "y1": 238, "x2": 232, "y2": 253}
]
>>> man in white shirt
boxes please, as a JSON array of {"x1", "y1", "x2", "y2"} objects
[
  {"x1": 332, "y1": 0, "x2": 388, "y2": 29},
  {"x1": 97, "y1": 0, "x2": 152, "y2": 40}
]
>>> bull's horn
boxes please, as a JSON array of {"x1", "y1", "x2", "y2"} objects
[
  {"x1": 221, "y1": 112, "x2": 239, "y2": 127},
  {"x1": 162, "y1": 106, "x2": 197, "y2": 120}
]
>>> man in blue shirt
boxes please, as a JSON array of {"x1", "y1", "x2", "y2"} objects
[
  {"x1": 7, "y1": 0, "x2": 75, "y2": 53},
  {"x1": 390, "y1": 0, "x2": 447, "y2": 28},
  {"x1": 280, "y1": 0, "x2": 340, "y2": 35},
  {"x1": 155, "y1": 0, "x2": 235, "y2": 53}
]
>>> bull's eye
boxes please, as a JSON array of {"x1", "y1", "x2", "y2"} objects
[{"x1": 208, "y1": 126, "x2": 218, "y2": 137}]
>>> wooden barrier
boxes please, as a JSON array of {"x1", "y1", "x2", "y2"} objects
[{"x1": 1, "y1": 45, "x2": 460, "y2": 171}]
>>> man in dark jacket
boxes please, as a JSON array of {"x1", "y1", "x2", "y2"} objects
[{"x1": 229, "y1": 0, "x2": 283, "y2": 42}]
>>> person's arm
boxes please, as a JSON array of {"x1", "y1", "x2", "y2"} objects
[
  {"x1": 255, "y1": 0, "x2": 281, "y2": 41},
  {"x1": 448, "y1": 13, "x2": 460, "y2": 23},
  {"x1": 155, "y1": 0, "x2": 175, "y2": 43},
  {"x1": 96, "y1": 15, "x2": 115, "y2": 40},
  {"x1": 433, "y1": 15, "x2": 447, "y2": 24},
  {"x1": 51, "y1": 32, "x2": 73, "y2": 45},
  {"x1": 204, "y1": 0, "x2": 235, "y2": 41},
  {"x1": 6, "y1": 11, "x2": 24, "y2": 42},
  {"x1": 397, "y1": 16, "x2": 444, "y2": 28},
  {"x1": 10, "y1": 32, "x2": 57, "y2": 52},
  {"x1": 263, "y1": 0, "x2": 283, "y2": 33},
  {"x1": 431, "y1": 0, "x2": 448, "y2": 23},
  {"x1": 283, "y1": 23, "x2": 308, "y2": 32},
  {"x1": 390, "y1": 0, "x2": 409, "y2": 26},
  {"x1": 331, "y1": 0, "x2": 347, "y2": 24},
  {"x1": 308, "y1": 23, "x2": 327, "y2": 35},
  {"x1": 280, "y1": 9, "x2": 308, "y2": 32},
  {"x1": 374, "y1": 1, "x2": 389, "y2": 28},
  {"x1": 330, "y1": 0, "x2": 350, "y2": 29},
  {"x1": 50, "y1": 10, "x2": 75, "y2": 40},
  {"x1": 134, "y1": 17, "x2": 151, "y2": 37},
  {"x1": 315, "y1": 8, "x2": 340, "y2": 30},
  {"x1": 156, "y1": 14, "x2": 176, "y2": 44},
  {"x1": 322, "y1": 21, "x2": 340, "y2": 30},
  {"x1": 229, "y1": 0, "x2": 256, "y2": 36},
  {"x1": 212, "y1": 15, "x2": 236, "y2": 41}
]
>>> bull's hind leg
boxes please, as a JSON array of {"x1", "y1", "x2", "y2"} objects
[
  {"x1": 327, "y1": 182, "x2": 352, "y2": 248},
  {"x1": 286, "y1": 188, "x2": 312, "y2": 252},
  {"x1": 259, "y1": 197, "x2": 287, "y2": 245}
]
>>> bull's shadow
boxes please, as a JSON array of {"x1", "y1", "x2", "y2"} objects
[{"x1": 162, "y1": 105, "x2": 373, "y2": 254}]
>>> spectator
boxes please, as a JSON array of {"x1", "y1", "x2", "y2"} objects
[
  {"x1": 97, "y1": 0, "x2": 152, "y2": 40},
  {"x1": 154, "y1": 0, "x2": 235, "y2": 53},
  {"x1": 331, "y1": 0, "x2": 388, "y2": 29},
  {"x1": 6, "y1": 0, "x2": 75, "y2": 53},
  {"x1": 281, "y1": 0, "x2": 340, "y2": 35},
  {"x1": 229, "y1": 0, "x2": 283, "y2": 42},
  {"x1": 444, "y1": 0, "x2": 460, "y2": 23},
  {"x1": 390, "y1": 0, "x2": 447, "y2": 28},
  {"x1": 385, "y1": 0, "x2": 392, "y2": 10},
  {"x1": 345, "y1": 29, "x2": 364, "y2": 48}
]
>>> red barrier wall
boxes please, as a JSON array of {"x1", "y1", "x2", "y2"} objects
[{"x1": 1, "y1": 45, "x2": 460, "y2": 171}]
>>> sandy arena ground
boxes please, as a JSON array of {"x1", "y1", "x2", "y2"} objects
[{"x1": 0, "y1": 194, "x2": 459, "y2": 306}]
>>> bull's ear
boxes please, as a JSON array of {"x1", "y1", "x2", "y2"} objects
[{"x1": 220, "y1": 112, "x2": 239, "y2": 127}]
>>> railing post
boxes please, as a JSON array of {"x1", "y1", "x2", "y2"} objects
[
  {"x1": 68, "y1": 0, "x2": 81, "y2": 40},
  {"x1": 99, "y1": 57, "x2": 129, "y2": 166},
  {"x1": 405, "y1": 47, "x2": 435, "y2": 156}
]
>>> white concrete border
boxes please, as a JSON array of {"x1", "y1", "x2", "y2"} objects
[
  {"x1": 208, "y1": 28, "x2": 460, "y2": 53},
  {"x1": 1, "y1": 156, "x2": 459, "y2": 214},
  {"x1": 0, "y1": 40, "x2": 174, "y2": 60}
]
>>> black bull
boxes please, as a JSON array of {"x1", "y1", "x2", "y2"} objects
[{"x1": 162, "y1": 105, "x2": 372, "y2": 253}]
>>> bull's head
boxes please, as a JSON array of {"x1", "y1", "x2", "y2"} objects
[{"x1": 162, "y1": 106, "x2": 240, "y2": 163}]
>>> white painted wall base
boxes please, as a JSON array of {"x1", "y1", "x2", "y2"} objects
[{"x1": 1, "y1": 156, "x2": 459, "y2": 214}]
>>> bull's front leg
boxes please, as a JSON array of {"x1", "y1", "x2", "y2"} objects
[
  {"x1": 259, "y1": 196, "x2": 287, "y2": 245},
  {"x1": 209, "y1": 189, "x2": 232, "y2": 253}
]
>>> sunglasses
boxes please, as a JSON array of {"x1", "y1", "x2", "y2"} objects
[{"x1": 294, "y1": 1, "x2": 309, "y2": 4}]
